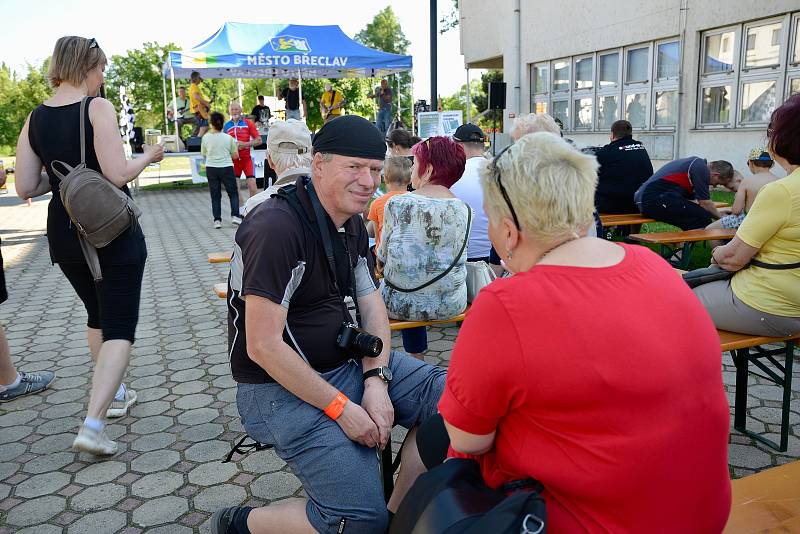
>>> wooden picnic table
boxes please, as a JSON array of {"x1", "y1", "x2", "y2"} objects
[
  {"x1": 628, "y1": 228, "x2": 736, "y2": 269},
  {"x1": 628, "y1": 228, "x2": 736, "y2": 245},
  {"x1": 725, "y1": 460, "x2": 800, "y2": 533}
]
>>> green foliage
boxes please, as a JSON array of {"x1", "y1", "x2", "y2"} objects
[
  {"x1": 0, "y1": 61, "x2": 52, "y2": 154},
  {"x1": 439, "y1": 70, "x2": 503, "y2": 131},
  {"x1": 105, "y1": 42, "x2": 179, "y2": 132},
  {"x1": 440, "y1": 0, "x2": 460, "y2": 34},
  {"x1": 439, "y1": 79, "x2": 480, "y2": 119},
  {"x1": 355, "y1": 6, "x2": 413, "y2": 127},
  {"x1": 0, "y1": 10, "x2": 417, "y2": 151},
  {"x1": 475, "y1": 70, "x2": 503, "y2": 130}
]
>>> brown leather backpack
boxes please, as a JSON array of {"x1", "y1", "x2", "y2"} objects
[{"x1": 50, "y1": 97, "x2": 142, "y2": 281}]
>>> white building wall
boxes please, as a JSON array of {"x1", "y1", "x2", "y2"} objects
[{"x1": 459, "y1": 0, "x2": 799, "y2": 175}]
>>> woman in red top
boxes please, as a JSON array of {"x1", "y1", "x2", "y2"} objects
[{"x1": 425, "y1": 132, "x2": 731, "y2": 532}]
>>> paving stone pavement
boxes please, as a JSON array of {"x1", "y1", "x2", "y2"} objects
[{"x1": 0, "y1": 187, "x2": 798, "y2": 533}]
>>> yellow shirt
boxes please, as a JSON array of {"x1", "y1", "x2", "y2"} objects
[
  {"x1": 321, "y1": 90, "x2": 344, "y2": 116},
  {"x1": 732, "y1": 167, "x2": 800, "y2": 317},
  {"x1": 189, "y1": 82, "x2": 207, "y2": 115}
]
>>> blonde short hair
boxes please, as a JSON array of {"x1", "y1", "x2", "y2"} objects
[
  {"x1": 510, "y1": 113, "x2": 560, "y2": 140},
  {"x1": 47, "y1": 36, "x2": 107, "y2": 89},
  {"x1": 481, "y1": 132, "x2": 597, "y2": 241},
  {"x1": 383, "y1": 156, "x2": 412, "y2": 186}
]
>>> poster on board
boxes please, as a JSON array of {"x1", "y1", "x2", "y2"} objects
[
  {"x1": 416, "y1": 111, "x2": 464, "y2": 138},
  {"x1": 417, "y1": 112, "x2": 440, "y2": 139},
  {"x1": 252, "y1": 150, "x2": 266, "y2": 179},
  {"x1": 439, "y1": 111, "x2": 463, "y2": 137},
  {"x1": 190, "y1": 156, "x2": 207, "y2": 184}
]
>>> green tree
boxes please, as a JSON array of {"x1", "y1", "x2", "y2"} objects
[
  {"x1": 474, "y1": 70, "x2": 503, "y2": 130},
  {"x1": 355, "y1": 6, "x2": 413, "y2": 127},
  {"x1": 0, "y1": 61, "x2": 52, "y2": 154},
  {"x1": 105, "y1": 42, "x2": 179, "y2": 131},
  {"x1": 440, "y1": 0, "x2": 460, "y2": 34},
  {"x1": 440, "y1": 79, "x2": 480, "y2": 120}
]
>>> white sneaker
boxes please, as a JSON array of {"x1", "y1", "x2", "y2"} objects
[
  {"x1": 72, "y1": 426, "x2": 118, "y2": 456},
  {"x1": 231, "y1": 216, "x2": 242, "y2": 226},
  {"x1": 106, "y1": 389, "x2": 137, "y2": 418},
  {"x1": 214, "y1": 220, "x2": 222, "y2": 229}
]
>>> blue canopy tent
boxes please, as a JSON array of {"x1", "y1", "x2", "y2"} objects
[{"x1": 162, "y1": 23, "x2": 413, "y2": 133}]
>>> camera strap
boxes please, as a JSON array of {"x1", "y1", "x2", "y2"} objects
[{"x1": 307, "y1": 181, "x2": 362, "y2": 327}]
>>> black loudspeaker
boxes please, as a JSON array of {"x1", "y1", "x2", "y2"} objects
[
  {"x1": 489, "y1": 82, "x2": 507, "y2": 110},
  {"x1": 186, "y1": 136, "x2": 202, "y2": 152},
  {"x1": 131, "y1": 127, "x2": 144, "y2": 154}
]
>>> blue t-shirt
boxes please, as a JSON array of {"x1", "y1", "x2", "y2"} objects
[{"x1": 634, "y1": 156, "x2": 710, "y2": 203}]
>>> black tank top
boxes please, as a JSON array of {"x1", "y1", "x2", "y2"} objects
[{"x1": 28, "y1": 98, "x2": 146, "y2": 265}]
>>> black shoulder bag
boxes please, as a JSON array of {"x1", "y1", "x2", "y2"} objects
[
  {"x1": 390, "y1": 458, "x2": 546, "y2": 534},
  {"x1": 384, "y1": 207, "x2": 472, "y2": 293}
]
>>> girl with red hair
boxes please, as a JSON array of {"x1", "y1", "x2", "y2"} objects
[{"x1": 377, "y1": 136, "x2": 470, "y2": 359}]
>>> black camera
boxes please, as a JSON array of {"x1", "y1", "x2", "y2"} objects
[{"x1": 337, "y1": 323, "x2": 383, "y2": 358}]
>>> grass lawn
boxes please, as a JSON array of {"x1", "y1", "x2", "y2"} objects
[
  {"x1": 143, "y1": 156, "x2": 193, "y2": 174},
  {"x1": 615, "y1": 189, "x2": 736, "y2": 270}
]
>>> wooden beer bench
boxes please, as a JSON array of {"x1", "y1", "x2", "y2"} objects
[
  {"x1": 718, "y1": 330, "x2": 798, "y2": 452},
  {"x1": 208, "y1": 251, "x2": 232, "y2": 263},
  {"x1": 725, "y1": 460, "x2": 800, "y2": 532},
  {"x1": 628, "y1": 228, "x2": 736, "y2": 269},
  {"x1": 599, "y1": 202, "x2": 728, "y2": 230},
  {"x1": 599, "y1": 213, "x2": 656, "y2": 228}
]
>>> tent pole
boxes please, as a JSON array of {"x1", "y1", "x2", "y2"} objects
[
  {"x1": 372, "y1": 77, "x2": 377, "y2": 124},
  {"x1": 297, "y1": 69, "x2": 304, "y2": 120},
  {"x1": 397, "y1": 75, "x2": 401, "y2": 126},
  {"x1": 410, "y1": 70, "x2": 416, "y2": 136},
  {"x1": 162, "y1": 75, "x2": 169, "y2": 135},
  {"x1": 169, "y1": 63, "x2": 179, "y2": 142},
  {"x1": 237, "y1": 78, "x2": 243, "y2": 105}
]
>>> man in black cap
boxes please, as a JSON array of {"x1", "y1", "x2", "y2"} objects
[
  {"x1": 451, "y1": 124, "x2": 495, "y2": 265},
  {"x1": 216, "y1": 115, "x2": 446, "y2": 534}
]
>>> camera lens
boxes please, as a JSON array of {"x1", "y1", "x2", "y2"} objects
[{"x1": 354, "y1": 333, "x2": 383, "y2": 358}]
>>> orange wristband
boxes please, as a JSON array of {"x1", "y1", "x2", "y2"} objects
[{"x1": 323, "y1": 392, "x2": 349, "y2": 420}]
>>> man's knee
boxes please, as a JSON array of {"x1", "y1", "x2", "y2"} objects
[{"x1": 310, "y1": 497, "x2": 389, "y2": 534}]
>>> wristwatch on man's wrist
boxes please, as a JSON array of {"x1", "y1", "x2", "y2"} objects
[{"x1": 363, "y1": 366, "x2": 393, "y2": 384}]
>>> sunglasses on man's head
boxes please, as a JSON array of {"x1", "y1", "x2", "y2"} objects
[
  {"x1": 88, "y1": 38, "x2": 99, "y2": 49},
  {"x1": 491, "y1": 144, "x2": 521, "y2": 231}
]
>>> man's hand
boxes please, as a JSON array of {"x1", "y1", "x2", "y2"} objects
[
  {"x1": 361, "y1": 378, "x2": 394, "y2": 450},
  {"x1": 336, "y1": 400, "x2": 381, "y2": 448}
]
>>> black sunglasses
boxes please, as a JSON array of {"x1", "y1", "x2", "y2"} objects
[
  {"x1": 88, "y1": 38, "x2": 99, "y2": 49},
  {"x1": 491, "y1": 144, "x2": 521, "y2": 231}
]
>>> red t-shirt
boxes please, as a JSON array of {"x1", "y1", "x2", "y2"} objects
[
  {"x1": 223, "y1": 118, "x2": 259, "y2": 157},
  {"x1": 439, "y1": 244, "x2": 731, "y2": 533}
]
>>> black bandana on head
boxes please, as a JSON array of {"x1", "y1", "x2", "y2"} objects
[{"x1": 312, "y1": 115, "x2": 387, "y2": 161}]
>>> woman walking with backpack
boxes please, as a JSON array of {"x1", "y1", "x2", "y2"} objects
[{"x1": 14, "y1": 36, "x2": 163, "y2": 455}]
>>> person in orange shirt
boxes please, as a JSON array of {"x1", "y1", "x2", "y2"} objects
[{"x1": 367, "y1": 156, "x2": 411, "y2": 248}]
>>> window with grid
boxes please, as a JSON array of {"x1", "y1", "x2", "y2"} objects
[{"x1": 698, "y1": 14, "x2": 800, "y2": 129}]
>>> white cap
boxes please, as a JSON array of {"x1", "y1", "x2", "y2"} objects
[{"x1": 267, "y1": 119, "x2": 312, "y2": 154}]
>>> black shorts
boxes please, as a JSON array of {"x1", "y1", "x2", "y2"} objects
[{"x1": 58, "y1": 261, "x2": 146, "y2": 342}]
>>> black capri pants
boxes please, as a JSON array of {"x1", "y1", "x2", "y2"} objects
[{"x1": 58, "y1": 261, "x2": 145, "y2": 343}]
